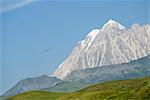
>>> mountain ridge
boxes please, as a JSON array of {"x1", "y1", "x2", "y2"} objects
[
  {"x1": 2, "y1": 75, "x2": 63, "y2": 97},
  {"x1": 53, "y1": 19, "x2": 150, "y2": 79},
  {"x1": 65, "y1": 55, "x2": 150, "y2": 84}
]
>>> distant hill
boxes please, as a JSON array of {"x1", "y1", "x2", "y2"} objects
[
  {"x1": 3, "y1": 75, "x2": 63, "y2": 97},
  {"x1": 2, "y1": 75, "x2": 85, "y2": 98},
  {"x1": 8, "y1": 76, "x2": 150, "y2": 100},
  {"x1": 65, "y1": 55, "x2": 150, "y2": 84},
  {"x1": 42, "y1": 81, "x2": 85, "y2": 93}
]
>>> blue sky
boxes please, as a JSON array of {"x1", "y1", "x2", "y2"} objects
[{"x1": 0, "y1": 0, "x2": 150, "y2": 94}]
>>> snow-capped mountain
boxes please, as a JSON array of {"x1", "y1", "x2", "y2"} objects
[{"x1": 53, "y1": 19, "x2": 150, "y2": 79}]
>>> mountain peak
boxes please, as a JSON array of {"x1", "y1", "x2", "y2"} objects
[
  {"x1": 53, "y1": 20, "x2": 150, "y2": 79},
  {"x1": 106, "y1": 19, "x2": 117, "y2": 24},
  {"x1": 101, "y1": 19, "x2": 125, "y2": 30}
]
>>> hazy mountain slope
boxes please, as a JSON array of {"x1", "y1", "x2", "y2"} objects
[
  {"x1": 8, "y1": 77, "x2": 150, "y2": 100},
  {"x1": 53, "y1": 19, "x2": 150, "y2": 79},
  {"x1": 3, "y1": 75, "x2": 62, "y2": 97},
  {"x1": 3, "y1": 76, "x2": 85, "y2": 98},
  {"x1": 43, "y1": 81, "x2": 85, "y2": 93},
  {"x1": 65, "y1": 55, "x2": 150, "y2": 84}
]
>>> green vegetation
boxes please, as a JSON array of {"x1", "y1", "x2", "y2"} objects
[
  {"x1": 8, "y1": 77, "x2": 150, "y2": 100},
  {"x1": 7, "y1": 91, "x2": 66, "y2": 100},
  {"x1": 0, "y1": 97, "x2": 3, "y2": 100}
]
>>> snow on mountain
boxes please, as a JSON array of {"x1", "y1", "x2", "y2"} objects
[
  {"x1": 101, "y1": 19, "x2": 125, "y2": 31},
  {"x1": 53, "y1": 19, "x2": 150, "y2": 79}
]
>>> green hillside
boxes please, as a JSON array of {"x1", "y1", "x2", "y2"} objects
[
  {"x1": 0, "y1": 97, "x2": 4, "y2": 100},
  {"x1": 7, "y1": 91, "x2": 66, "y2": 100},
  {"x1": 8, "y1": 76, "x2": 150, "y2": 100}
]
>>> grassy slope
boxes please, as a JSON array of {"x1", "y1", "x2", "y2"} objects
[
  {"x1": 8, "y1": 77, "x2": 150, "y2": 100},
  {"x1": 7, "y1": 91, "x2": 66, "y2": 100},
  {"x1": 0, "y1": 97, "x2": 4, "y2": 100}
]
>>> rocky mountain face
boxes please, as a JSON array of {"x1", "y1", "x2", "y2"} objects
[
  {"x1": 53, "y1": 19, "x2": 150, "y2": 79},
  {"x1": 3, "y1": 75, "x2": 62, "y2": 97},
  {"x1": 65, "y1": 55, "x2": 150, "y2": 84}
]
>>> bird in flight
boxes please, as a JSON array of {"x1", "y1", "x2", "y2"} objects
[{"x1": 42, "y1": 48, "x2": 51, "y2": 53}]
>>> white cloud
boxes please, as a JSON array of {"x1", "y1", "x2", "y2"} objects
[{"x1": 0, "y1": 0, "x2": 34, "y2": 12}]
